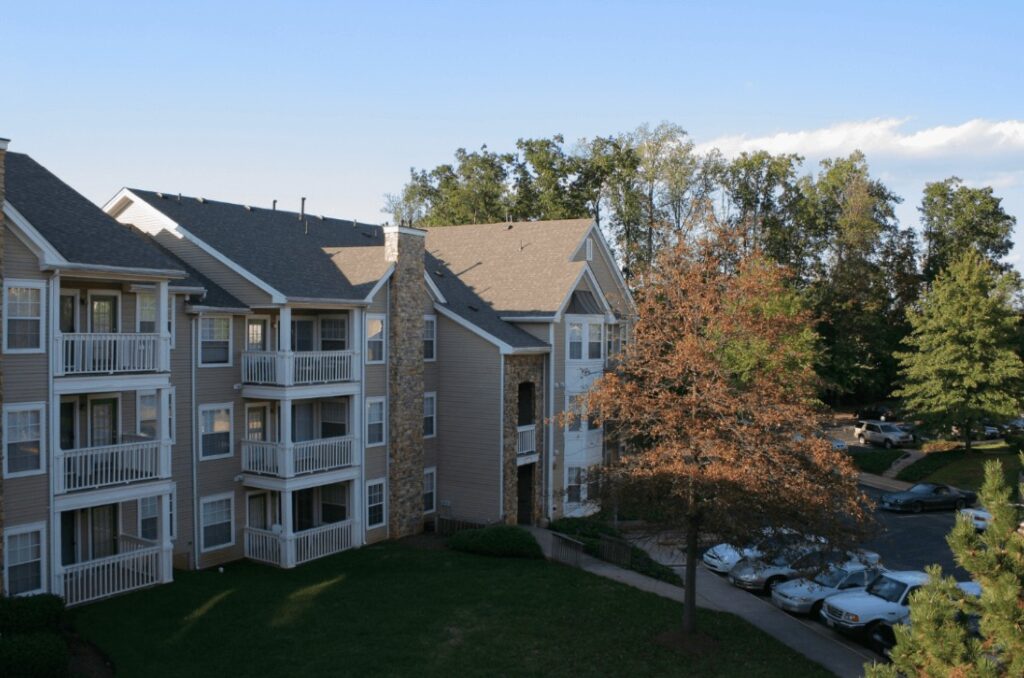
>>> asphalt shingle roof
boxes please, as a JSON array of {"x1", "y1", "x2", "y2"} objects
[
  {"x1": 143, "y1": 237, "x2": 246, "y2": 310},
  {"x1": 129, "y1": 190, "x2": 389, "y2": 301},
  {"x1": 4, "y1": 153, "x2": 184, "y2": 273}
]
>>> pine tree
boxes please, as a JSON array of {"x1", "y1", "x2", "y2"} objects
[
  {"x1": 867, "y1": 457, "x2": 1024, "y2": 677},
  {"x1": 894, "y1": 249, "x2": 1023, "y2": 449}
]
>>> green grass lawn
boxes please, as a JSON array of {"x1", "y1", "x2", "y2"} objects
[
  {"x1": 897, "y1": 440, "x2": 1022, "y2": 491},
  {"x1": 849, "y1": 449, "x2": 905, "y2": 475},
  {"x1": 73, "y1": 542, "x2": 830, "y2": 678}
]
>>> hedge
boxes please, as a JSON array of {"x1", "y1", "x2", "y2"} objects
[
  {"x1": 448, "y1": 525, "x2": 544, "y2": 559},
  {"x1": 0, "y1": 632, "x2": 69, "y2": 678},
  {"x1": 0, "y1": 594, "x2": 65, "y2": 635}
]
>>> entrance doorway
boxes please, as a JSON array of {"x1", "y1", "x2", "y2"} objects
[{"x1": 517, "y1": 464, "x2": 534, "y2": 525}]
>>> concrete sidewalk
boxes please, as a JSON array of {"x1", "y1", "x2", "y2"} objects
[
  {"x1": 859, "y1": 471, "x2": 912, "y2": 492},
  {"x1": 525, "y1": 526, "x2": 880, "y2": 678}
]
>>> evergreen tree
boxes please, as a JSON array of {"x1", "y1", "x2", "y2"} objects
[
  {"x1": 867, "y1": 458, "x2": 1024, "y2": 677},
  {"x1": 894, "y1": 250, "x2": 1023, "y2": 449}
]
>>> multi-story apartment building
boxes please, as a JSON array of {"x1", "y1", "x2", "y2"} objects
[{"x1": 0, "y1": 141, "x2": 633, "y2": 605}]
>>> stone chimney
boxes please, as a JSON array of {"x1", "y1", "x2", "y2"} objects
[
  {"x1": 384, "y1": 224, "x2": 427, "y2": 538},
  {"x1": 0, "y1": 136, "x2": 7, "y2": 595}
]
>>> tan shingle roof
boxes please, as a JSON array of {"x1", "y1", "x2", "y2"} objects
[{"x1": 425, "y1": 219, "x2": 593, "y2": 316}]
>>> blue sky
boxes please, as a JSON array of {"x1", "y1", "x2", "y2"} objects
[{"x1": 3, "y1": 1, "x2": 1023, "y2": 260}]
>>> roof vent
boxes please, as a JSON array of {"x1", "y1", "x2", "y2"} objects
[
  {"x1": 272, "y1": 199, "x2": 277, "y2": 211},
  {"x1": 299, "y1": 197, "x2": 306, "y2": 221},
  {"x1": 318, "y1": 214, "x2": 325, "y2": 221},
  {"x1": 197, "y1": 197, "x2": 205, "y2": 204},
  {"x1": 468, "y1": 304, "x2": 479, "y2": 312},
  {"x1": 156, "y1": 192, "x2": 165, "y2": 199},
  {"x1": 177, "y1": 193, "x2": 182, "y2": 203},
  {"x1": 433, "y1": 269, "x2": 445, "y2": 277},
  {"x1": 244, "y1": 205, "x2": 251, "y2": 212}
]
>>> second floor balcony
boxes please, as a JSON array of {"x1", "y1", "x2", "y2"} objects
[
  {"x1": 55, "y1": 437, "x2": 172, "y2": 494},
  {"x1": 55, "y1": 332, "x2": 170, "y2": 376},
  {"x1": 241, "y1": 350, "x2": 356, "y2": 387},
  {"x1": 241, "y1": 435, "x2": 356, "y2": 478}
]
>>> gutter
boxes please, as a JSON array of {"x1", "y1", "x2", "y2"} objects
[{"x1": 43, "y1": 262, "x2": 187, "y2": 279}]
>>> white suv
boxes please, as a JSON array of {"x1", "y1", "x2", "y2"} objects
[
  {"x1": 854, "y1": 420, "x2": 914, "y2": 449},
  {"x1": 820, "y1": 570, "x2": 927, "y2": 633}
]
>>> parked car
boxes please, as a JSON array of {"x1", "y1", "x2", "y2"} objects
[
  {"x1": 854, "y1": 420, "x2": 914, "y2": 449},
  {"x1": 702, "y1": 528, "x2": 794, "y2": 574},
  {"x1": 728, "y1": 547, "x2": 811, "y2": 593},
  {"x1": 959, "y1": 504, "x2": 1024, "y2": 531},
  {"x1": 868, "y1": 581, "x2": 982, "y2": 658},
  {"x1": 771, "y1": 557, "x2": 883, "y2": 617},
  {"x1": 1002, "y1": 418, "x2": 1024, "y2": 433},
  {"x1": 820, "y1": 570, "x2": 928, "y2": 634},
  {"x1": 879, "y1": 482, "x2": 977, "y2": 513}
]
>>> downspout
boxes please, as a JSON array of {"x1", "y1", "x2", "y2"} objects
[{"x1": 190, "y1": 316, "x2": 199, "y2": 570}]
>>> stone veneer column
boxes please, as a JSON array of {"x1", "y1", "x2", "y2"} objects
[
  {"x1": 502, "y1": 354, "x2": 546, "y2": 524},
  {"x1": 0, "y1": 137, "x2": 8, "y2": 593},
  {"x1": 384, "y1": 225, "x2": 427, "y2": 538}
]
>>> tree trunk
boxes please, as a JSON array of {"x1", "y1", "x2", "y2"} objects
[{"x1": 682, "y1": 519, "x2": 699, "y2": 635}]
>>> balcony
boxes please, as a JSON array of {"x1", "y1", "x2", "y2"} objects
[
  {"x1": 56, "y1": 439, "x2": 170, "y2": 494},
  {"x1": 517, "y1": 424, "x2": 537, "y2": 455},
  {"x1": 242, "y1": 435, "x2": 355, "y2": 478},
  {"x1": 56, "y1": 333, "x2": 169, "y2": 376},
  {"x1": 242, "y1": 350, "x2": 356, "y2": 386},
  {"x1": 60, "y1": 536, "x2": 167, "y2": 606},
  {"x1": 244, "y1": 520, "x2": 354, "y2": 568}
]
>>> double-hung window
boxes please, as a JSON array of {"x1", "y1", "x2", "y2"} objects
[
  {"x1": 4, "y1": 281, "x2": 45, "y2": 353},
  {"x1": 366, "y1": 398, "x2": 386, "y2": 446},
  {"x1": 137, "y1": 291, "x2": 157, "y2": 333},
  {"x1": 423, "y1": 467, "x2": 436, "y2": 513},
  {"x1": 199, "y1": 316, "x2": 232, "y2": 366},
  {"x1": 139, "y1": 496, "x2": 159, "y2": 541},
  {"x1": 246, "y1": 318, "x2": 268, "y2": 351},
  {"x1": 137, "y1": 391, "x2": 158, "y2": 439},
  {"x1": 4, "y1": 525, "x2": 45, "y2": 596},
  {"x1": 567, "y1": 467, "x2": 583, "y2": 504},
  {"x1": 568, "y1": 322, "x2": 583, "y2": 360},
  {"x1": 367, "y1": 479, "x2": 386, "y2": 528},
  {"x1": 423, "y1": 315, "x2": 437, "y2": 361},
  {"x1": 366, "y1": 314, "x2": 386, "y2": 364},
  {"x1": 588, "y1": 323, "x2": 603, "y2": 360},
  {"x1": 200, "y1": 494, "x2": 233, "y2": 552},
  {"x1": 200, "y1": 404, "x2": 232, "y2": 459},
  {"x1": 567, "y1": 395, "x2": 584, "y2": 433},
  {"x1": 423, "y1": 392, "x2": 437, "y2": 438},
  {"x1": 4, "y1": 403, "x2": 44, "y2": 477}
]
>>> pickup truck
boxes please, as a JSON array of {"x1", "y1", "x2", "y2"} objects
[{"x1": 820, "y1": 570, "x2": 928, "y2": 633}]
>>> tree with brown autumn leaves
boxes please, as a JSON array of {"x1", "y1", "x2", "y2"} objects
[{"x1": 581, "y1": 222, "x2": 873, "y2": 636}]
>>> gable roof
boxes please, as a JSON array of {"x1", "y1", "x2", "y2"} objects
[
  {"x1": 424, "y1": 219, "x2": 594, "y2": 317},
  {"x1": 143, "y1": 236, "x2": 246, "y2": 310},
  {"x1": 3, "y1": 153, "x2": 184, "y2": 275},
  {"x1": 127, "y1": 190, "x2": 389, "y2": 301}
]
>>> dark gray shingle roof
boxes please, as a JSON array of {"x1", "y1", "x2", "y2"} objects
[
  {"x1": 4, "y1": 153, "x2": 183, "y2": 273},
  {"x1": 143, "y1": 236, "x2": 245, "y2": 310}
]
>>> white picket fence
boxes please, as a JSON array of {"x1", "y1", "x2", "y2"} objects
[
  {"x1": 241, "y1": 436, "x2": 354, "y2": 477},
  {"x1": 57, "y1": 333, "x2": 168, "y2": 375},
  {"x1": 58, "y1": 440, "x2": 165, "y2": 493},
  {"x1": 241, "y1": 350, "x2": 355, "y2": 386},
  {"x1": 62, "y1": 545, "x2": 162, "y2": 606}
]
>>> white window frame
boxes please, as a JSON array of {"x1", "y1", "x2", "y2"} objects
[
  {"x1": 245, "y1": 315, "x2": 271, "y2": 351},
  {"x1": 3, "y1": 279, "x2": 47, "y2": 354},
  {"x1": 566, "y1": 318, "x2": 604, "y2": 362},
  {"x1": 136, "y1": 390, "x2": 158, "y2": 439},
  {"x1": 319, "y1": 315, "x2": 349, "y2": 352},
  {"x1": 567, "y1": 466, "x2": 583, "y2": 504},
  {"x1": 366, "y1": 313, "x2": 387, "y2": 365},
  {"x1": 3, "y1": 522, "x2": 47, "y2": 596},
  {"x1": 138, "y1": 496, "x2": 159, "y2": 541},
  {"x1": 587, "y1": 322, "x2": 604, "y2": 361},
  {"x1": 567, "y1": 321, "x2": 583, "y2": 361},
  {"x1": 366, "y1": 397, "x2": 386, "y2": 447},
  {"x1": 423, "y1": 392, "x2": 437, "y2": 439},
  {"x1": 3, "y1": 401, "x2": 46, "y2": 478},
  {"x1": 586, "y1": 238, "x2": 593, "y2": 261},
  {"x1": 423, "y1": 314, "x2": 437, "y2": 362},
  {"x1": 168, "y1": 387, "x2": 176, "y2": 444},
  {"x1": 366, "y1": 478, "x2": 386, "y2": 528},
  {"x1": 423, "y1": 466, "x2": 437, "y2": 514},
  {"x1": 198, "y1": 314, "x2": 233, "y2": 367},
  {"x1": 86, "y1": 289, "x2": 122, "y2": 333},
  {"x1": 135, "y1": 289, "x2": 158, "y2": 334},
  {"x1": 199, "y1": 492, "x2": 235, "y2": 553},
  {"x1": 198, "y1": 402, "x2": 234, "y2": 460}
]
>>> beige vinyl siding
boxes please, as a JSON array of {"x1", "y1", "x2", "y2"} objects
[
  {"x1": 436, "y1": 316, "x2": 502, "y2": 523},
  {"x1": 169, "y1": 299, "x2": 195, "y2": 567},
  {"x1": 193, "y1": 314, "x2": 247, "y2": 568},
  {"x1": 4, "y1": 223, "x2": 45, "y2": 278},
  {"x1": 423, "y1": 285, "x2": 440, "y2": 470},
  {"x1": 4, "y1": 474, "x2": 49, "y2": 525},
  {"x1": 364, "y1": 287, "x2": 387, "y2": 398},
  {"x1": 514, "y1": 322, "x2": 551, "y2": 343},
  {"x1": 552, "y1": 319, "x2": 566, "y2": 515},
  {"x1": 571, "y1": 232, "x2": 629, "y2": 316},
  {"x1": 114, "y1": 199, "x2": 271, "y2": 307}
]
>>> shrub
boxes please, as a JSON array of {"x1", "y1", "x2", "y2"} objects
[
  {"x1": 448, "y1": 525, "x2": 543, "y2": 559},
  {"x1": 0, "y1": 632, "x2": 69, "y2": 678},
  {"x1": 549, "y1": 517, "x2": 620, "y2": 541},
  {"x1": 922, "y1": 440, "x2": 960, "y2": 453},
  {"x1": 0, "y1": 594, "x2": 65, "y2": 635},
  {"x1": 849, "y1": 449, "x2": 904, "y2": 474},
  {"x1": 550, "y1": 517, "x2": 681, "y2": 585}
]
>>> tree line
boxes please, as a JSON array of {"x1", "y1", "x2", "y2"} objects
[{"x1": 384, "y1": 122, "x2": 1018, "y2": 405}]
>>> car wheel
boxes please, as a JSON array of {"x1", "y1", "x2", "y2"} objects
[
  {"x1": 955, "y1": 499, "x2": 965, "y2": 510},
  {"x1": 912, "y1": 502, "x2": 923, "y2": 514},
  {"x1": 858, "y1": 435, "x2": 866, "y2": 445},
  {"x1": 809, "y1": 600, "x2": 823, "y2": 620},
  {"x1": 884, "y1": 439, "x2": 894, "y2": 449}
]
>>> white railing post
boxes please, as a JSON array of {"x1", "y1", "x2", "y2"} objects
[
  {"x1": 161, "y1": 492, "x2": 173, "y2": 583},
  {"x1": 282, "y1": 490, "x2": 296, "y2": 568}
]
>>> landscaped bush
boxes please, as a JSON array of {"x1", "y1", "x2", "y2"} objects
[
  {"x1": 0, "y1": 632, "x2": 69, "y2": 678},
  {"x1": 448, "y1": 525, "x2": 543, "y2": 559},
  {"x1": 0, "y1": 594, "x2": 65, "y2": 635}
]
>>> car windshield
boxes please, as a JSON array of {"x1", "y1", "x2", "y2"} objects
[
  {"x1": 908, "y1": 484, "x2": 934, "y2": 494},
  {"x1": 868, "y1": 576, "x2": 909, "y2": 603},
  {"x1": 812, "y1": 566, "x2": 847, "y2": 588},
  {"x1": 880, "y1": 424, "x2": 900, "y2": 433}
]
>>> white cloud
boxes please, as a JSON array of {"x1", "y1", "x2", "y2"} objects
[{"x1": 697, "y1": 118, "x2": 1024, "y2": 159}]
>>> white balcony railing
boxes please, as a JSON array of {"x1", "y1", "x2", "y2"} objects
[
  {"x1": 244, "y1": 521, "x2": 354, "y2": 568},
  {"x1": 241, "y1": 350, "x2": 356, "y2": 386},
  {"x1": 61, "y1": 543, "x2": 163, "y2": 606},
  {"x1": 56, "y1": 440, "x2": 170, "y2": 494},
  {"x1": 517, "y1": 424, "x2": 537, "y2": 455},
  {"x1": 56, "y1": 333, "x2": 169, "y2": 376},
  {"x1": 241, "y1": 435, "x2": 355, "y2": 478}
]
